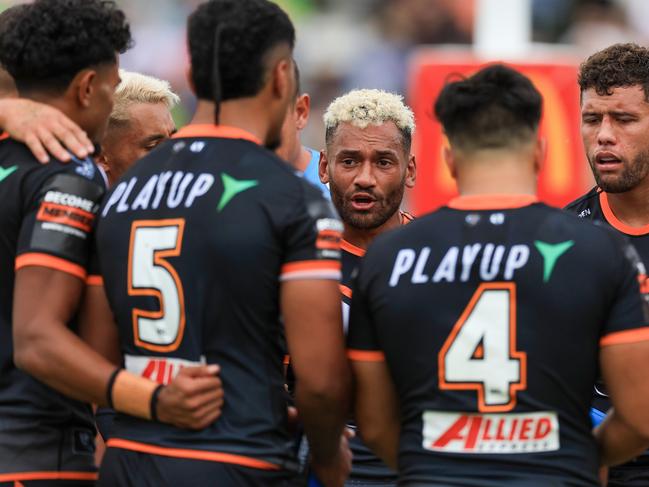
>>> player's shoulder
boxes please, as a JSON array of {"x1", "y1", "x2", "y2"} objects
[
  {"x1": 0, "y1": 137, "x2": 105, "y2": 189},
  {"x1": 563, "y1": 187, "x2": 600, "y2": 217}
]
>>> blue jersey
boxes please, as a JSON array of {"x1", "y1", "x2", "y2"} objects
[{"x1": 300, "y1": 148, "x2": 330, "y2": 200}]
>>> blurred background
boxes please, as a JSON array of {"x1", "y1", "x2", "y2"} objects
[{"x1": 1, "y1": 0, "x2": 648, "y2": 210}]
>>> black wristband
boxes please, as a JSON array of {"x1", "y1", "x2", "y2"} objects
[
  {"x1": 106, "y1": 368, "x2": 122, "y2": 409},
  {"x1": 150, "y1": 384, "x2": 164, "y2": 422}
]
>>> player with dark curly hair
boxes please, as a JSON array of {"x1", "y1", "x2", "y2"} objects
[
  {"x1": 85, "y1": 0, "x2": 351, "y2": 486},
  {"x1": 0, "y1": 1, "x2": 224, "y2": 484},
  {"x1": 565, "y1": 43, "x2": 649, "y2": 487}
]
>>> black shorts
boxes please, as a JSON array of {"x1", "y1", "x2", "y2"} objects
[
  {"x1": 98, "y1": 447, "x2": 301, "y2": 487},
  {"x1": 0, "y1": 422, "x2": 96, "y2": 486}
]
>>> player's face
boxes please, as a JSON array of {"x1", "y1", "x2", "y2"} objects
[
  {"x1": 581, "y1": 85, "x2": 649, "y2": 193},
  {"x1": 100, "y1": 101, "x2": 175, "y2": 185},
  {"x1": 325, "y1": 121, "x2": 414, "y2": 229},
  {"x1": 88, "y1": 61, "x2": 121, "y2": 143}
]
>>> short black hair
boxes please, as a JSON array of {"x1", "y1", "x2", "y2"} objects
[
  {"x1": 434, "y1": 64, "x2": 542, "y2": 151},
  {"x1": 188, "y1": 0, "x2": 295, "y2": 102},
  {"x1": 0, "y1": 0, "x2": 132, "y2": 95},
  {"x1": 579, "y1": 43, "x2": 649, "y2": 100}
]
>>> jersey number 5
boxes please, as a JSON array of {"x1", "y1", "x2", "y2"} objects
[
  {"x1": 438, "y1": 282, "x2": 527, "y2": 412},
  {"x1": 128, "y1": 219, "x2": 186, "y2": 353}
]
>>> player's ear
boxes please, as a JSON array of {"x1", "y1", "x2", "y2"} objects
[
  {"x1": 186, "y1": 66, "x2": 196, "y2": 95},
  {"x1": 270, "y1": 56, "x2": 292, "y2": 102},
  {"x1": 405, "y1": 154, "x2": 416, "y2": 188},
  {"x1": 96, "y1": 153, "x2": 110, "y2": 176},
  {"x1": 73, "y1": 69, "x2": 96, "y2": 108},
  {"x1": 443, "y1": 145, "x2": 457, "y2": 180},
  {"x1": 319, "y1": 150, "x2": 330, "y2": 184},
  {"x1": 295, "y1": 94, "x2": 310, "y2": 131},
  {"x1": 534, "y1": 137, "x2": 546, "y2": 175}
]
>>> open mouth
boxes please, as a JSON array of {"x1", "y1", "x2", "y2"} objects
[
  {"x1": 595, "y1": 152, "x2": 623, "y2": 169},
  {"x1": 350, "y1": 193, "x2": 376, "y2": 211}
]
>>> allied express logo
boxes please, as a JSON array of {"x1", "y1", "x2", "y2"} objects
[{"x1": 422, "y1": 410, "x2": 559, "y2": 454}]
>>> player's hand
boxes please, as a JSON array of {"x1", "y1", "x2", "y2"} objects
[
  {"x1": 155, "y1": 364, "x2": 224, "y2": 430},
  {"x1": 0, "y1": 98, "x2": 94, "y2": 163},
  {"x1": 310, "y1": 428, "x2": 354, "y2": 487}
]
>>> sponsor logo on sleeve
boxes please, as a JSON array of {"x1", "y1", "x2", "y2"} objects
[
  {"x1": 36, "y1": 190, "x2": 97, "y2": 233},
  {"x1": 422, "y1": 410, "x2": 559, "y2": 454}
]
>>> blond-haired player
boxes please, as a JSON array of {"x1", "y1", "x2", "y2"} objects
[
  {"x1": 97, "y1": 69, "x2": 179, "y2": 185},
  {"x1": 318, "y1": 88, "x2": 416, "y2": 486}
]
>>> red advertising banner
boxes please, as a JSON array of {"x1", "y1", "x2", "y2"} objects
[{"x1": 407, "y1": 54, "x2": 592, "y2": 215}]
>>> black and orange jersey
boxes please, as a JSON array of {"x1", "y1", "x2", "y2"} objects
[
  {"x1": 92, "y1": 125, "x2": 342, "y2": 473},
  {"x1": 566, "y1": 186, "x2": 649, "y2": 474},
  {"x1": 340, "y1": 212, "x2": 412, "y2": 483},
  {"x1": 0, "y1": 136, "x2": 105, "y2": 478},
  {"x1": 348, "y1": 194, "x2": 649, "y2": 486}
]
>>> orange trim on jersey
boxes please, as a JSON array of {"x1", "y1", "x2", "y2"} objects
[
  {"x1": 283, "y1": 354, "x2": 290, "y2": 365},
  {"x1": 347, "y1": 349, "x2": 386, "y2": 362},
  {"x1": 0, "y1": 472, "x2": 97, "y2": 482},
  {"x1": 599, "y1": 191, "x2": 649, "y2": 236},
  {"x1": 341, "y1": 240, "x2": 366, "y2": 257},
  {"x1": 171, "y1": 124, "x2": 261, "y2": 145},
  {"x1": 86, "y1": 275, "x2": 104, "y2": 286},
  {"x1": 15, "y1": 253, "x2": 86, "y2": 280},
  {"x1": 0, "y1": 132, "x2": 9, "y2": 141},
  {"x1": 447, "y1": 194, "x2": 538, "y2": 211},
  {"x1": 340, "y1": 284, "x2": 352, "y2": 299},
  {"x1": 600, "y1": 328, "x2": 649, "y2": 347},
  {"x1": 281, "y1": 260, "x2": 341, "y2": 275},
  {"x1": 106, "y1": 438, "x2": 280, "y2": 470},
  {"x1": 128, "y1": 219, "x2": 186, "y2": 353}
]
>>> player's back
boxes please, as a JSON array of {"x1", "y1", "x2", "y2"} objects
[
  {"x1": 96, "y1": 125, "x2": 340, "y2": 472},
  {"x1": 349, "y1": 196, "x2": 648, "y2": 486},
  {"x1": 0, "y1": 135, "x2": 103, "y2": 474}
]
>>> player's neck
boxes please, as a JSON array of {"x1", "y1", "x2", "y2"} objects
[
  {"x1": 191, "y1": 100, "x2": 270, "y2": 145},
  {"x1": 605, "y1": 184, "x2": 649, "y2": 227},
  {"x1": 455, "y1": 156, "x2": 537, "y2": 197},
  {"x1": 343, "y1": 210, "x2": 403, "y2": 250}
]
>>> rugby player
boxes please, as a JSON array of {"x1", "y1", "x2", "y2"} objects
[
  {"x1": 0, "y1": 1, "x2": 222, "y2": 483},
  {"x1": 348, "y1": 64, "x2": 649, "y2": 486},
  {"x1": 83, "y1": 1, "x2": 351, "y2": 485},
  {"x1": 276, "y1": 64, "x2": 329, "y2": 197},
  {"x1": 565, "y1": 42, "x2": 649, "y2": 487},
  {"x1": 97, "y1": 70, "x2": 179, "y2": 185},
  {"x1": 318, "y1": 88, "x2": 416, "y2": 486}
]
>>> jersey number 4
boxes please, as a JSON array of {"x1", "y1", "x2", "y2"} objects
[
  {"x1": 128, "y1": 219, "x2": 186, "y2": 353},
  {"x1": 438, "y1": 282, "x2": 527, "y2": 412}
]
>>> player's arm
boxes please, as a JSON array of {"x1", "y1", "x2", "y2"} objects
[
  {"x1": 0, "y1": 98, "x2": 93, "y2": 163},
  {"x1": 347, "y1": 255, "x2": 400, "y2": 470},
  {"x1": 350, "y1": 359, "x2": 400, "y2": 470},
  {"x1": 594, "y1": 238, "x2": 649, "y2": 466},
  {"x1": 595, "y1": 340, "x2": 649, "y2": 466},
  {"x1": 282, "y1": 278, "x2": 352, "y2": 486}
]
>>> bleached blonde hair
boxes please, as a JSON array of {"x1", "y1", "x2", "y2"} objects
[
  {"x1": 110, "y1": 69, "x2": 180, "y2": 126},
  {"x1": 323, "y1": 89, "x2": 415, "y2": 150}
]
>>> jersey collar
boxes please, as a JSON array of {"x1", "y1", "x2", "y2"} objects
[
  {"x1": 447, "y1": 194, "x2": 538, "y2": 210},
  {"x1": 599, "y1": 190, "x2": 649, "y2": 236},
  {"x1": 342, "y1": 210, "x2": 413, "y2": 257},
  {"x1": 172, "y1": 124, "x2": 261, "y2": 145}
]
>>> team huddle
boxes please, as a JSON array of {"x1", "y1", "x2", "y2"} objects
[{"x1": 1, "y1": 0, "x2": 649, "y2": 486}]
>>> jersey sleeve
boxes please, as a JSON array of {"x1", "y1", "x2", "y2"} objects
[
  {"x1": 16, "y1": 169, "x2": 105, "y2": 280},
  {"x1": 600, "y1": 238, "x2": 649, "y2": 347},
  {"x1": 279, "y1": 183, "x2": 343, "y2": 282},
  {"x1": 346, "y1": 256, "x2": 386, "y2": 362}
]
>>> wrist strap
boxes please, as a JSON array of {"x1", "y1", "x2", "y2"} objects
[
  {"x1": 111, "y1": 371, "x2": 159, "y2": 420},
  {"x1": 106, "y1": 368, "x2": 122, "y2": 409},
  {"x1": 150, "y1": 385, "x2": 164, "y2": 422}
]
